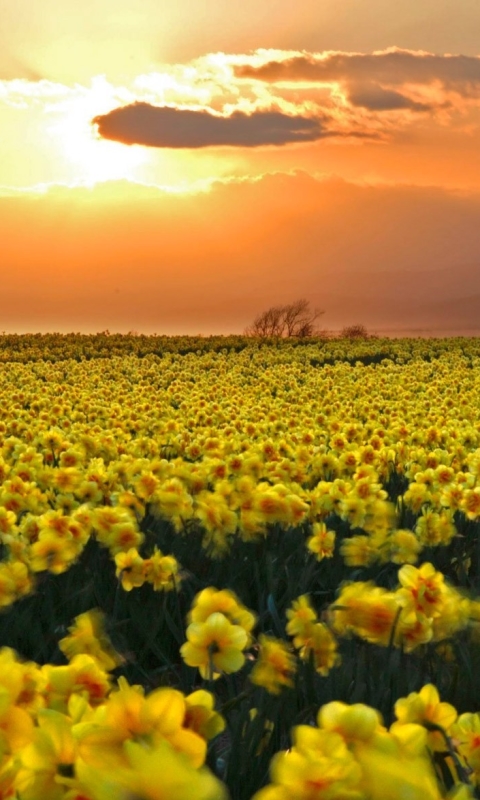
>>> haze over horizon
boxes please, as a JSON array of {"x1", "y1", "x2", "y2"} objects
[{"x1": 1, "y1": 0, "x2": 480, "y2": 334}]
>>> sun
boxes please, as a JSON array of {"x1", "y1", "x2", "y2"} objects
[
  {"x1": 48, "y1": 78, "x2": 148, "y2": 185},
  {"x1": 63, "y1": 125, "x2": 147, "y2": 184}
]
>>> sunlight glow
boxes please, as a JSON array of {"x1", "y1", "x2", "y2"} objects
[{"x1": 47, "y1": 77, "x2": 147, "y2": 184}]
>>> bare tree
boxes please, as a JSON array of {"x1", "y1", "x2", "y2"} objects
[
  {"x1": 340, "y1": 323, "x2": 369, "y2": 339},
  {"x1": 245, "y1": 299, "x2": 324, "y2": 338},
  {"x1": 253, "y1": 305, "x2": 286, "y2": 337}
]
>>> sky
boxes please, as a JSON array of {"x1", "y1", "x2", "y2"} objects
[{"x1": 1, "y1": 0, "x2": 480, "y2": 334}]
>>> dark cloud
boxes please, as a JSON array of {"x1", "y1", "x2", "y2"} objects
[
  {"x1": 235, "y1": 50, "x2": 480, "y2": 94},
  {"x1": 92, "y1": 102, "x2": 325, "y2": 148},
  {"x1": 347, "y1": 83, "x2": 434, "y2": 111}
]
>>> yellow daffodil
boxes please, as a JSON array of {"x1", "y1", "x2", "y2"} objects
[
  {"x1": 180, "y1": 612, "x2": 248, "y2": 680},
  {"x1": 394, "y1": 684, "x2": 457, "y2": 751},
  {"x1": 114, "y1": 548, "x2": 145, "y2": 591},
  {"x1": 250, "y1": 635, "x2": 296, "y2": 695},
  {"x1": 76, "y1": 738, "x2": 227, "y2": 800},
  {"x1": 59, "y1": 610, "x2": 124, "y2": 672}
]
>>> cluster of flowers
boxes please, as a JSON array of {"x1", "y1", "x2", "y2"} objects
[
  {"x1": 1, "y1": 336, "x2": 480, "y2": 797},
  {"x1": 0, "y1": 502, "x2": 182, "y2": 603},
  {"x1": 0, "y1": 332, "x2": 249, "y2": 363},
  {"x1": 255, "y1": 685, "x2": 480, "y2": 800},
  {"x1": 0, "y1": 341, "x2": 477, "y2": 606},
  {"x1": 177, "y1": 586, "x2": 339, "y2": 691},
  {"x1": 329, "y1": 561, "x2": 480, "y2": 652},
  {"x1": 0, "y1": 609, "x2": 228, "y2": 799},
  {"x1": 1, "y1": 604, "x2": 480, "y2": 800},
  {"x1": 0, "y1": 332, "x2": 475, "y2": 364},
  {"x1": 179, "y1": 571, "x2": 480, "y2": 696}
]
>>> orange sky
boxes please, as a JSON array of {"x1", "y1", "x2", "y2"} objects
[{"x1": 1, "y1": 1, "x2": 480, "y2": 333}]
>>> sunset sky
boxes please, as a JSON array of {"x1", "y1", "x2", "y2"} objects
[{"x1": 2, "y1": 0, "x2": 480, "y2": 334}]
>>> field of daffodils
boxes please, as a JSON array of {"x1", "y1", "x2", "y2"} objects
[{"x1": 0, "y1": 333, "x2": 479, "y2": 799}]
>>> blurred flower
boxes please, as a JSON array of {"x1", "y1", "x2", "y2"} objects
[
  {"x1": 394, "y1": 684, "x2": 457, "y2": 751},
  {"x1": 77, "y1": 739, "x2": 227, "y2": 800},
  {"x1": 397, "y1": 563, "x2": 446, "y2": 618},
  {"x1": 318, "y1": 701, "x2": 383, "y2": 743},
  {"x1": 59, "y1": 610, "x2": 124, "y2": 672},
  {"x1": 285, "y1": 595, "x2": 317, "y2": 649},
  {"x1": 299, "y1": 623, "x2": 340, "y2": 676},
  {"x1": 183, "y1": 690, "x2": 225, "y2": 742},
  {"x1": 188, "y1": 587, "x2": 256, "y2": 641},
  {"x1": 250, "y1": 635, "x2": 296, "y2": 695},
  {"x1": 143, "y1": 548, "x2": 181, "y2": 592},
  {"x1": 114, "y1": 549, "x2": 145, "y2": 591},
  {"x1": 307, "y1": 522, "x2": 336, "y2": 561}
]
